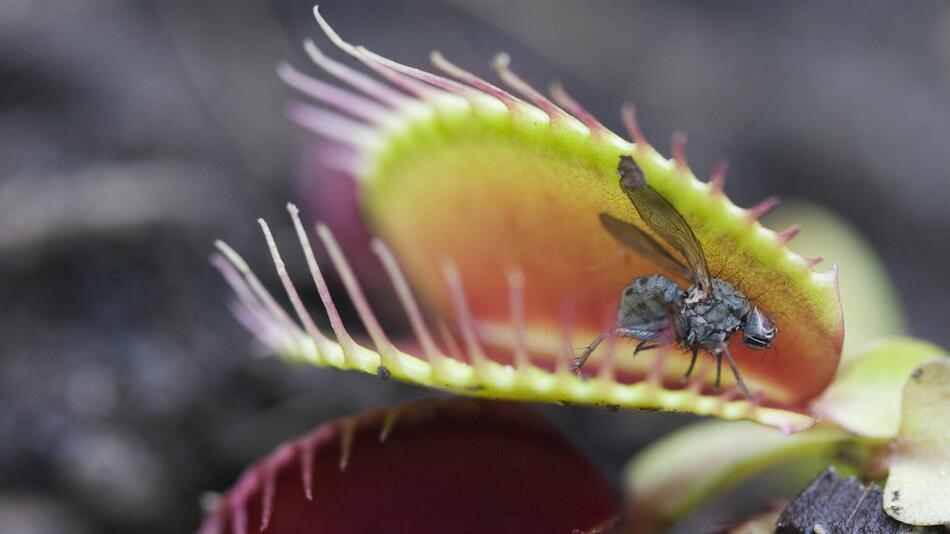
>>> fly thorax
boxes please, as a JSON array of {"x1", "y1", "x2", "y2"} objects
[
  {"x1": 684, "y1": 283, "x2": 706, "y2": 305},
  {"x1": 682, "y1": 278, "x2": 752, "y2": 343}
]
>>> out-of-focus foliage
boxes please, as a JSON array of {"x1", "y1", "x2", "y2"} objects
[
  {"x1": 883, "y1": 358, "x2": 950, "y2": 525},
  {"x1": 812, "y1": 337, "x2": 947, "y2": 438}
]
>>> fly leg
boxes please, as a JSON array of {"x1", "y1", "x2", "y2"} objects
[
  {"x1": 682, "y1": 346, "x2": 699, "y2": 382},
  {"x1": 570, "y1": 332, "x2": 609, "y2": 373},
  {"x1": 722, "y1": 345, "x2": 752, "y2": 400},
  {"x1": 634, "y1": 340, "x2": 659, "y2": 354},
  {"x1": 571, "y1": 327, "x2": 660, "y2": 374},
  {"x1": 714, "y1": 352, "x2": 722, "y2": 391}
]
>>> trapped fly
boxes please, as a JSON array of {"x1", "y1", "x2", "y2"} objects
[{"x1": 571, "y1": 156, "x2": 777, "y2": 399}]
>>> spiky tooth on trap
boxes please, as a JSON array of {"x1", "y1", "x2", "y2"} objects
[
  {"x1": 287, "y1": 102, "x2": 377, "y2": 148},
  {"x1": 317, "y1": 222, "x2": 399, "y2": 371},
  {"x1": 671, "y1": 132, "x2": 688, "y2": 173},
  {"x1": 300, "y1": 437, "x2": 315, "y2": 501},
  {"x1": 360, "y1": 47, "x2": 500, "y2": 114},
  {"x1": 277, "y1": 61, "x2": 389, "y2": 122},
  {"x1": 259, "y1": 460, "x2": 278, "y2": 531},
  {"x1": 621, "y1": 103, "x2": 651, "y2": 152},
  {"x1": 708, "y1": 160, "x2": 728, "y2": 195},
  {"x1": 776, "y1": 225, "x2": 801, "y2": 244},
  {"x1": 370, "y1": 238, "x2": 449, "y2": 373},
  {"x1": 549, "y1": 81, "x2": 610, "y2": 138},
  {"x1": 440, "y1": 260, "x2": 491, "y2": 379},
  {"x1": 339, "y1": 417, "x2": 355, "y2": 471},
  {"x1": 302, "y1": 39, "x2": 408, "y2": 107},
  {"x1": 492, "y1": 53, "x2": 575, "y2": 127},
  {"x1": 258, "y1": 217, "x2": 330, "y2": 356},
  {"x1": 313, "y1": 7, "x2": 445, "y2": 102},
  {"x1": 379, "y1": 408, "x2": 400, "y2": 443},
  {"x1": 747, "y1": 195, "x2": 780, "y2": 220},
  {"x1": 287, "y1": 203, "x2": 356, "y2": 364}
]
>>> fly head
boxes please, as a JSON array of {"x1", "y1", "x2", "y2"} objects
[{"x1": 742, "y1": 306, "x2": 776, "y2": 349}]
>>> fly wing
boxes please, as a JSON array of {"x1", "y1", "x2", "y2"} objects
[
  {"x1": 616, "y1": 155, "x2": 712, "y2": 292},
  {"x1": 599, "y1": 213, "x2": 692, "y2": 280}
]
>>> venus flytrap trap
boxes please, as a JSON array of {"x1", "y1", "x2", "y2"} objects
[
  {"x1": 203, "y1": 6, "x2": 949, "y2": 533},
  {"x1": 214, "y1": 7, "x2": 843, "y2": 432},
  {"x1": 198, "y1": 399, "x2": 619, "y2": 534}
]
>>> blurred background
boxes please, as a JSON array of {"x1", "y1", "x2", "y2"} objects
[{"x1": 2, "y1": 1, "x2": 949, "y2": 532}]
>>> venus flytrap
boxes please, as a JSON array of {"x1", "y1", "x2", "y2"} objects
[
  {"x1": 203, "y1": 6, "x2": 949, "y2": 532},
  {"x1": 214, "y1": 7, "x2": 843, "y2": 433}
]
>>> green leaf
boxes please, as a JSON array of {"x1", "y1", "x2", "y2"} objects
[
  {"x1": 624, "y1": 420, "x2": 849, "y2": 532},
  {"x1": 883, "y1": 357, "x2": 950, "y2": 525},
  {"x1": 811, "y1": 337, "x2": 947, "y2": 438}
]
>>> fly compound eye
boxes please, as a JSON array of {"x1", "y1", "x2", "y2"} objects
[
  {"x1": 743, "y1": 333, "x2": 772, "y2": 349},
  {"x1": 743, "y1": 307, "x2": 776, "y2": 349}
]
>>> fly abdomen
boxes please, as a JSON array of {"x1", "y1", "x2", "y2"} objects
[{"x1": 617, "y1": 274, "x2": 684, "y2": 331}]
